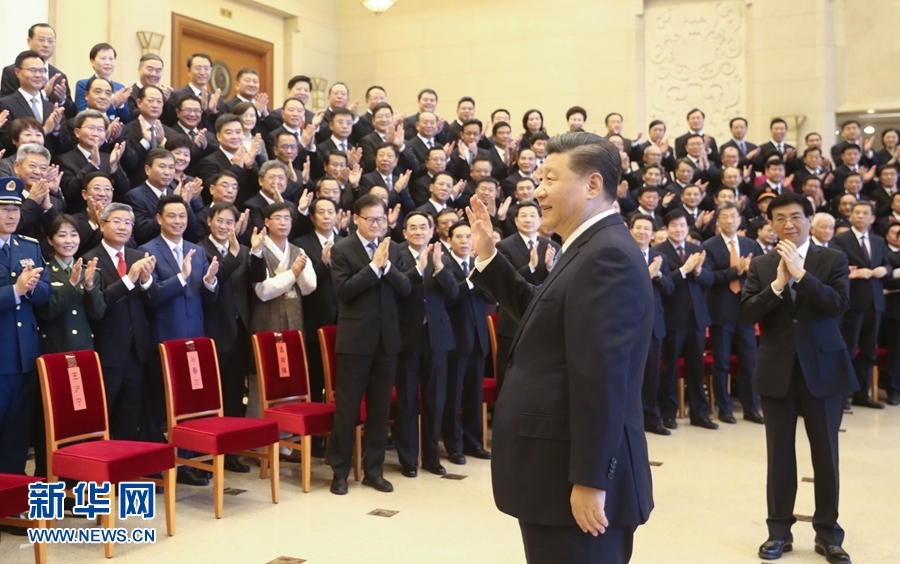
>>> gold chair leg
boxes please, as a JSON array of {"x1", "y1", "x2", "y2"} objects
[
  {"x1": 353, "y1": 425, "x2": 362, "y2": 482},
  {"x1": 678, "y1": 377, "x2": 685, "y2": 419},
  {"x1": 301, "y1": 436, "x2": 312, "y2": 493},
  {"x1": 103, "y1": 488, "x2": 116, "y2": 558},
  {"x1": 270, "y1": 443, "x2": 280, "y2": 504},
  {"x1": 482, "y1": 403, "x2": 488, "y2": 450},
  {"x1": 34, "y1": 518, "x2": 47, "y2": 564},
  {"x1": 873, "y1": 366, "x2": 880, "y2": 403},
  {"x1": 213, "y1": 454, "x2": 225, "y2": 519},
  {"x1": 164, "y1": 468, "x2": 176, "y2": 536}
]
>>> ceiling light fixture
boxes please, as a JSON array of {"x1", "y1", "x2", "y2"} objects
[{"x1": 361, "y1": 0, "x2": 396, "y2": 14}]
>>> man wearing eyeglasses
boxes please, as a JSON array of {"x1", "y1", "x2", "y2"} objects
[
  {"x1": 0, "y1": 50, "x2": 67, "y2": 155},
  {"x1": 741, "y1": 192, "x2": 856, "y2": 563},
  {"x1": 82, "y1": 202, "x2": 159, "y2": 441},
  {"x1": 1, "y1": 24, "x2": 75, "y2": 116},
  {"x1": 327, "y1": 193, "x2": 412, "y2": 495}
]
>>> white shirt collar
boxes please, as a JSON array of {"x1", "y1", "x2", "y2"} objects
[
  {"x1": 417, "y1": 134, "x2": 434, "y2": 146},
  {"x1": 101, "y1": 240, "x2": 125, "y2": 262},
  {"x1": 796, "y1": 238, "x2": 811, "y2": 259},
  {"x1": 146, "y1": 182, "x2": 166, "y2": 198},
  {"x1": 518, "y1": 232, "x2": 538, "y2": 248},
  {"x1": 428, "y1": 198, "x2": 446, "y2": 211},
  {"x1": 208, "y1": 235, "x2": 228, "y2": 255},
  {"x1": 18, "y1": 88, "x2": 40, "y2": 102},
  {"x1": 161, "y1": 235, "x2": 183, "y2": 255},
  {"x1": 220, "y1": 146, "x2": 236, "y2": 161},
  {"x1": 178, "y1": 122, "x2": 196, "y2": 136},
  {"x1": 331, "y1": 135, "x2": 348, "y2": 149},
  {"x1": 315, "y1": 231, "x2": 333, "y2": 248},
  {"x1": 77, "y1": 144, "x2": 94, "y2": 161},
  {"x1": 721, "y1": 233, "x2": 739, "y2": 247},
  {"x1": 812, "y1": 236, "x2": 827, "y2": 247},
  {"x1": 356, "y1": 229, "x2": 377, "y2": 249},
  {"x1": 637, "y1": 206, "x2": 655, "y2": 217},
  {"x1": 188, "y1": 84, "x2": 203, "y2": 96},
  {"x1": 561, "y1": 208, "x2": 618, "y2": 254},
  {"x1": 851, "y1": 226, "x2": 869, "y2": 240}
]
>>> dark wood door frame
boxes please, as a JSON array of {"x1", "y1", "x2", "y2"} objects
[{"x1": 171, "y1": 13, "x2": 275, "y2": 98}]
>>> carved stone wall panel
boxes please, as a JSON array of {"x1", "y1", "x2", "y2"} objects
[{"x1": 644, "y1": 0, "x2": 745, "y2": 142}]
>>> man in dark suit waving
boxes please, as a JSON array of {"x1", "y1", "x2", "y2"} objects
[
  {"x1": 468, "y1": 132, "x2": 653, "y2": 563},
  {"x1": 741, "y1": 192, "x2": 856, "y2": 563},
  {"x1": 327, "y1": 194, "x2": 412, "y2": 495}
]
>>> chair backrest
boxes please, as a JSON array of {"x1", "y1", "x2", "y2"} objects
[
  {"x1": 318, "y1": 325, "x2": 338, "y2": 403},
  {"x1": 487, "y1": 314, "x2": 499, "y2": 378},
  {"x1": 159, "y1": 338, "x2": 223, "y2": 424},
  {"x1": 37, "y1": 351, "x2": 109, "y2": 447},
  {"x1": 252, "y1": 330, "x2": 311, "y2": 409}
]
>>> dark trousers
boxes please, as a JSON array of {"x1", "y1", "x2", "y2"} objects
[
  {"x1": 709, "y1": 323, "x2": 759, "y2": 415},
  {"x1": 519, "y1": 520, "x2": 635, "y2": 564},
  {"x1": 878, "y1": 317, "x2": 900, "y2": 395},
  {"x1": 641, "y1": 335, "x2": 662, "y2": 428},
  {"x1": 840, "y1": 307, "x2": 881, "y2": 398},
  {"x1": 759, "y1": 360, "x2": 844, "y2": 546},
  {"x1": 31, "y1": 384, "x2": 46, "y2": 477},
  {"x1": 219, "y1": 325, "x2": 250, "y2": 418},
  {"x1": 103, "y1": 342, "x2": 145, "y2": 441},
  {"x1": 444, "y1": 346, "x2": 485, "y2": 454},
  {"x1": 395, "y1": 326, "x2": 447, "y2": 468},
  {"x1": 140, "y1": 353, "x2": 167, "y2": 443},
  {"x1": 659, "y1": 322, "x2": 710, "y2": 421},
  {"x1": 328, "y1": 341, "x2": 396, "y2": 480},
  {"x1": 496, "y1": 334, "x2": 513, "y2": 391},
  {"x1": 0, "y1": 370, "x2": 36, "y2": 475}
]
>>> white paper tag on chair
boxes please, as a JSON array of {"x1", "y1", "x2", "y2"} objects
[
  {"x1": 187, "y1": 350, "x2": 204, "y2": 390},
  {"x1": 67, "y1": 366, "x2": 87, "y2": 411},
  {"x1": 276, "y1": 342, "x2": 289, "y2": 378}
]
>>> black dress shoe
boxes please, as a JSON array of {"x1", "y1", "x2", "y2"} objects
[
  {"x1": 330, "y1": 475, "x2": 348, "y2": 495},
  {"x1": 362, "y1": 475, "x2": 394, "y2": 492},
  {"x1": 887, "y1": 393, "x2": 900, "y2": 406},
  {"x1": 842, "y1": 397, "x2": 852, "y2": 411},
  {"x1": 280, "y1": 450, "x2": 302, "y2": 463},
  {"x1": 718, "y1": 412, "x2": 737, "y2": 424},
  {"x1": 758, "y1": 535, "x2": 793, "y2": 560},
  {"x1": 447, "y1": 452, "x2": 467, "y2": 465},
  {"x1": 463, "y1": 447, "x2": 492, "y2": 460},
  {"x1": 400, "y1": 465, "x2": 418, "y2": 478},
  {"x1": 851, "y1": 394, "x2": 884, "y2": 409},
  {"x1": 814, "y1": 538, "x2": 851, "y2": 563},
  {"x1": 421, "y1": 462, "x2": 447, "y2": 476},
  {"x1": 744, "y1": 411, "x2": 766, "y2": 424},
  {"x1": 176, "y1": 467, "x2": 210, "y2": 486},
  {"x1": 0, "y1": 524, "x2": 28, "y2": 536},
  {"x1": 225, "y1": 455, "x2": 251, "y2": 473},
  {"x1": 662, "y1": 418, "x2": 678, "y2": 430},
  {"x1": 691, "y1": 418, "x2": 719, "y2": 430},
  {"x1": 644, "y1": 424, "x2": 671, "y2": 436},
  {"x1": 311, "y1": 441, "x2": 327, "y2": 458}
]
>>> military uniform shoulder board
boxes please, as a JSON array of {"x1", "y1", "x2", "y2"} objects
[{"x1": 16, "y1": 235, "x2": 40, "y2": 244}]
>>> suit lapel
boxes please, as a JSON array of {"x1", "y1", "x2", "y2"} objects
[
  {"x1": 155, "y1": 238, "x2": 181, "y2": 274},
  {"x1": 351, "y1": 234, "x2": 371, "y2": 266}
]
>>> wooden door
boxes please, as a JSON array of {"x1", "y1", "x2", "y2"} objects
[{"x1": 171, "y1": 14, "x2": 274, "y2": 104}]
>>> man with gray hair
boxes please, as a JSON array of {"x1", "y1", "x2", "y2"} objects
[
  {"x1": 244, "y1": 159, "x2": 312, "y2": 240},
  {"x1": 13, "y1": 142, "x2": 64, "y2": 242},
  {"x1": 811, "y1": 212, "x2": 835, "y2": 247},
  {"x1": 53, "y1": 109, "x2": 130, "y2": 211},
  {"x1": 82, "y1": 202, "x2": 159, "y2": 440}
]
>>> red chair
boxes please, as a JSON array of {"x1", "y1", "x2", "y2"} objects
[
  {"x1": 38, "y1": 350, "x2": 175, "y2": 558},
  {"x1": 252, "y1": 330, "x2": 339, "y2": 492},
  {"x1": 483, "y1": 314, "x2": 500, "y2": 450},
  {"x1": 0, "y1": 474, "x2": 48, "y2": 564},
  {"x1": 318, "y1": 326, "x2": 362, "y2": 481},
  {"x1": 159, "y1": 338, "x2": 279, "y2": 518}
]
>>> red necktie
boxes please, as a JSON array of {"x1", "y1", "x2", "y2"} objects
[{"x1": 116, "y1": 251, "x2": 127, "y2": 277}]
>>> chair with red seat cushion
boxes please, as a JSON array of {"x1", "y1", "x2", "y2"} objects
[
  {"x1": 318, "y1": 326, "x2": 364, "y2": 481},
  {"x1": 0, "y1": 474, "x2": 48, "y2": 564},
  {"x1": 37, "y1": 350, "x2": 175, "y2": 558},
  {"x1": 253, "y1": 330, "x2": 347, "y2": 492},
  {"x1": 484, "y1": 314, "x2": 501, "y2": 450},
  {"x1": 159, "y1": 338, "x2": 279, "y2": 518}
]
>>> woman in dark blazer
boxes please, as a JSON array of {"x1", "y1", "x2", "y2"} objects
[{"x1": 37, "y1": 215, "x2": 106, "y2": 354}]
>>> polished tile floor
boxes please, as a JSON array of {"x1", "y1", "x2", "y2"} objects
[{"x1": 2, "y1": 403, "x2": 898, "y2": 563}]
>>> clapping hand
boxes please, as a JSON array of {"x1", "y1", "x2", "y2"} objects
[
  {"x1": 648, "y1": 255, "x2": 662, "y2": 278},
  {"x1": 204, "y1": 256, "x2": 219, "y2": 285},
  {"x1": 371, "y1": 238, "x2": 390, "y2": 269},
  {"x1": 464, "y1": 196, "x2": 497, "y2": 262},
  {"x1": 416, "y1": 244, "x2": 433, "y2": 272},
  {"x1": 250, "y1": 226, "x2": 267, "y2": 254}
]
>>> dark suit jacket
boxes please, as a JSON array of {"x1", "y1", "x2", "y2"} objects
[
  {"x1": 293, "y1": 232, "x2": 341, "y2": 336},
  {"x1": 655, "y1": 240, "x2": 714, "y2": 329},
  {"x1": 166, "y1": 85, "x2": 225, "y2": 130},
  {"x1": 198, "y1": 148, "x2": 260, "y2": 207},
  {"x1": 720, "y1": 138, "x2": 758, "y2": 166},
  {"x1": 486, "y1": 146, "x2": 510, "y2": 180},
  {"x1": 82, "y1": 245, "x2": 159, "y2": 367},
  {"x1": 445, "y1": 255, "x2": 492, "y2": 357},
  {"x1": 702, "y1": 235, "x2": 763, "y2": 327},
  {"x1": 0, "y1": 90, "x2": 70, "y2": 155},
  {"x1": 471, "y1": 213, "x2": 653, "y2": 528},
  {"x1": 626, "y1": 209, "x2": 663, "y2": 230},
  {"x1": 403, "y1": 113, "x2": 450, "y2": 146},
  {"x1": 1, "y1": 64, "x2": 76, "y2": 120},
  {"x1": 128, "y1": 84, "x2": 177, "y2": 128},
  {"x1": 139, "y1": 236, "x2": 218, "y2": 343},
  {"x1": 647, "y1": 248, "x2": 675, "y2": 339},
  {"x1": 831, "y1": 140, "x2": 877, "y2": 169},
  {"x1": 397, "y1": 242, "x2": 458, "y2": 353},
  {"x1": 830, "y1": 229, "x2": 892, "y2": 312},
  {"x1": 122, "y1": 183, "x2": 202, "y2": 245},
  {"x1": 867, "y1": 185, "x2": 895, "y2": 218},
  {"x1": 741, "y1": 243, "x2": 857, "y2": 398},
  {"x1": 882, "y1": 248, "x2": 900, "y2": 320},
  {"x1": 52, "y1": 147, "x2": 131, "y2": 210},
  {"x1": 330, "y1": 234, "x2": 412, "y2": 355},
  {"x1": 495, "y1": 234, "x2": 560, "y2": 338},
  {"x1": 198, "y1": 239, "x2": 266, "y2": 349},
  {"x1": 122, "y1": 119, "x2": 179, "y2": 187},
  {"x1": 675, "y1": 132, "x2": 719, "y2": 164},
  {"x1": 754, "y1": 141, "x2": 798, "y2": 173}
]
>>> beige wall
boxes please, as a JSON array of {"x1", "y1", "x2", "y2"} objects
[
  {"x1": 45, "y1": 0, "x2": 338, "y2": 107},
  {"x1": 835, "y1": 0, "x2": 900, "y2": 113}
]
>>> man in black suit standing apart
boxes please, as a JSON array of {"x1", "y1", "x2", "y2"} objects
[
  {"x1": 82, "y1": 203, "x2": 158, "y2": 440},
  {"x1": 831, "y1": 201, "x2": 892, "y2": 409},
  {"x1": 630, "y1": 214, "x2": 675, "y2": 436},
  {"x1": 327, "y1": 194, "x2": 412, "y2": 495},
  {"x1": 702, "y1": 202, "x2": 765, "y2": 424},
  {"x1": 741, "y1": 192, "x2": 856, "y2": 563},
  {"x1": 468, "y1": 132, "x2": 653, "y2": 563}
]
